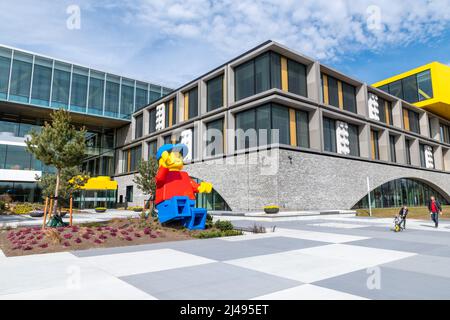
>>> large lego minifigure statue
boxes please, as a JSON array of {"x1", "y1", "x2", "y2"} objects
[{"x1": 155, "y1": 143, "x2": 212, "y2": 230}]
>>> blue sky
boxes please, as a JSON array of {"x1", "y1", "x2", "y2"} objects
[{"x1": 1, "y1": 0, "x2": 450, "y2": 89}]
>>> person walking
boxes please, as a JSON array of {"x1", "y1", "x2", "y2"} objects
[
  {"x1": 428, "y1": 196, "x2": 443, "y2": 228},
  {"x1": 398, "y1": 205, "x2": 408, "y2": 230}
]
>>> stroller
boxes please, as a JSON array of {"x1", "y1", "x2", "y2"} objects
[{"x1": 393, "y1": 215, "x2": 405, "y2": 232}]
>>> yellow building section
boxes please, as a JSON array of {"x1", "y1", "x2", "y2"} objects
[
  {"x1": 80, "y1": 176, "x2": 118, "y2": 190},
  {"x1": 372, "y1": 62, "x2": 450, "y2": 120}
]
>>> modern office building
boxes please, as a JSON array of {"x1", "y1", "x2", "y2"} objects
[
  {"x1": 1, "y1": 41, "x2": 449, "y2": 211},
  {"x1": 0, "y1": 44, "x2": 171, "y2": 205},
  {"x1": 115, "y1": 40, "x2": 450, "y2": 211}
]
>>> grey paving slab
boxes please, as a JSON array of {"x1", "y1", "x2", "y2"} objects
[
  {"x1": 120, "y1": 262, "x2": 302, "y2": 300},
  {"x1": 171, "y1": 236, "x2": 326, "y2": 261},
  {"x1": 314, "y1": 267, "x2": 450, "y2": 300},
  {"x1": 350, "y1": 238, "x2": 448, "y2": 255},
  {"x1": 382, "y1": 254, "x2": 450, "y2": 279}
]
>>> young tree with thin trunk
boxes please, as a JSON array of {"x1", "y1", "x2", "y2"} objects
[
  {"x1": 133, "y1": 157, "x2": 159, "y2": 217},
  {"x1": 26, "y1": 110, "x2": 86, "y2": 216}
]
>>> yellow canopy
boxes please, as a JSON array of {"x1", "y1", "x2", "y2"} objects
[{"x1": 79, "y1": 176, "x2": 118, "y2": 190}]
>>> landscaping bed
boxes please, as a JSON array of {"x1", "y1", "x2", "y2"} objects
[
  {"x1": 0, "y1": 217, "x2": 242, "y2": 257},
  {"x1": 356, "y1": 206, "x2": 449, "y2": 220}
]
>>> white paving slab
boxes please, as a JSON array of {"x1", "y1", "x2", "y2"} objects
[
  {"x1": 252, "y1": 284, "x2": 368, "y2": 300},
  {"x1": 0, "y1": 277, "x2": 154, "y2": 300},
  {"x1": 81, "y1": 248, "x2": 216, "y2": 277},
  {"x1": 226, "y1": 244, "x2": 415, "y2": 283}
]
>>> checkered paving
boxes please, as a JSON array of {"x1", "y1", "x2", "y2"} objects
[{"x1": 1, "y1": 215, "x2": 449, "y2": 300}]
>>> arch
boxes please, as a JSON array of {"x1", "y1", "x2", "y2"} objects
[
  {"x1": 352, "y1": 177, "x2": 450, "y2": 209},
  {"x1": 191, "y1": 177, "x2": 232, "y2": 211}
]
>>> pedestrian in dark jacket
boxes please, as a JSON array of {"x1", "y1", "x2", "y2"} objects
[
  {"x1": 428, "y1": 196, "x2": 443, "y2": 228},
  {"x1": 398, "y1": 205, "x2": 408, "y2": 229}
]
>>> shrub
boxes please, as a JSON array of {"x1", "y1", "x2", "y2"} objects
[
  {"x1": 194, "y1": 229, "x2": 242, "y2": 239},
  {"x1": 0, "y1": 200, "x2": 6, "y2": 211},
  {"x1": 214, "y1": 220, "x2": 234, "y2": 232},
  {"x1": 13, "y1": 203, "x2": 34, "y2": 215},
  {"x1": 205, "y1": 214, "x2": 213, "y2": 229}
]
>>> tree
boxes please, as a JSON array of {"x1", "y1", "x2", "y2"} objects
[
  {"x1": 133, "y1": 157, "x2": 159, "y2": 216},
  {"x1": 37, "y1": 166, "x2": 89, "y2": 206},
  {"x1": 26, "y1": 109, "x2": 86, "y2": 215}
]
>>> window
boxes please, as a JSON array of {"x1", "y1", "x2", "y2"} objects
[
  {"x1": 287, "y1": 59, "x2": 307, "y2": 96},
  {"x1": 402, "y1": 75, "x2": 418, "y2": 103},
  {"x1": 405, "y1": 139, "x2": 412, "y2": 165},
  {"x1": 326, "y1": 76, "x2": 339, "y2": 108},
  {"x1": 0, "y1": 48, "x2": 11, "y2": 99},
  {"x1": 126, "y1": 186, "x2": 133, "y2": 202},
  {"x1": 206, "y1": 118, "x2": 224, "y2": 156},
  {"x1": 88, "y1": 72, "x2": 104, "y2": 115},
  {"x1": 271, "y1": 105, "x2": 290, "y2": 145},
  {"x1": 185, "y1": 87, "x2": 198, "y2": 120},
  {"x1": 348, "y1": 124, "x2": 360, "y2": 157},
  {"x1": 135, "y1": 82, "x2": 148, "y2": 111},
  {"x1": 377, "y1": 96, "x2": 393, "y2": 125},
  {"x1": 389, "y1": 80, "x2": 403, "y2": 99},
  {"x1": 235, "y1": 108, "x2": 256, "y2": 150},
  {"x1": 51, "y1": 62, "x2": 71, "y2": 109},
  {"x1": 149, "y1": 108, "x2": 156, "y2": 134},
  {"x1": 165, "y1": 98, "x2": 177, "y2": 127},
  {"x1": 2, "y1": 145, "x2": 35, "y2": 170},
  {"x1": 296, "y1": 110, "x2": 309, "y2": 148},
  {"x1": 255, "y1": 53, "x2": 270, "y2": 93},
  {"x1": 31, "y1": 58, "x2": 52, "y2": 106},
  {"x1": 323, "y1": 117, "x2": 337, "y2": 153},
  {"x1": 70, "y1": 67, "x2": 88, "y2": 113},
  {"x1": 389, "y1": 135, "x2": 397, "y2": 163},
  {"x1": 9, "y1": 52, "x2": 33, "y2": 102},
  {"x1": 342, "y1": 82, "x2": 356, "y2": 113},
  {"x1": 235, "y1": 60, "x2": 254, "y2": 100},
  {"x1": 105, "y1": 75, "x2": 120, "y2": 118},
  {"x1": 123, "y1": 145, "x2": 142, "y2": 173},
  {"x1": 371, "y1": 130, "x2": 380, "y2": 160},
  {"x1": 148, "y1": 140, "x2": 157, "y2": 159},
  {"x1": 404, "y1": 109, "x2": 420, "y2": 134},
  {"x1": 417, "y1": 70, "x2": 433, "y2": 101},
  {"x1": 135, "y1": 114, "x2": 143, "y2": 139},
  {"x1": 121, "y1": 79, "x2": 135, "y2": 119},
  {"x1": 207, "y1": 74, "x2": 224, "y2": 111},
  {"x1": 439, "y1": 123, "x2": 450, "y2": 144}
]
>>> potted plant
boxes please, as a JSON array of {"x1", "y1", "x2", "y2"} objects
[
  {"x1": 264, "y1": 205, "x2": 280, "y2": 214},
  {"x1": 131, "y1": 206, "x2": 143, "y2": 213},
  {"x1": 95, "y1": 207, "x2": 107, "y2": 213}
]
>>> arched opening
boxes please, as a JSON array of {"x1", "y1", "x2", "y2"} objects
[
  {"x1": 353, "y1": 178, "x2": 449, "y2": 209},
  {"x1": 192, "y1": 177, "x2": 232, "y2": 211}
]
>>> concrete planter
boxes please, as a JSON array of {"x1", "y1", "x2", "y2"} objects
[
  {"x1": 264, "y1": 207, "x2": 280, "y2": 214},
  {"x1": 95, "y1": 208, "x2": 107, "y2": 213}
]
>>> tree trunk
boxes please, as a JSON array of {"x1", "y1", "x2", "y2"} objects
[{"x1": 53, "y1": 170, "x2": 60, "y2": 216}]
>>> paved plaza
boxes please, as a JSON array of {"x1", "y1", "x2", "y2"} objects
[{"x1": 1, "y1": 215, "x2": 449, "y2": 300}]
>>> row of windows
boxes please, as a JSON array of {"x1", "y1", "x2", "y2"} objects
[
  {"x1": 235, "y1": 103, "x2": 309, "y2": 150},
  {"x1": 378, "y1": 70, "x2": 433, "y2": 104},
  {"x1": 0, "y1": 47, "x2": 170, "y2": 120}
]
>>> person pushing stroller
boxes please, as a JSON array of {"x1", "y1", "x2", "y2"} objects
[{"x1": 394, "y1": 205, "x2": 408, "y2": 232}]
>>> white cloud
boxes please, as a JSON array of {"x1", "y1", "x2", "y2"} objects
[{"x1": 0, "y1": 0, "x2": 449, "y2": 87}]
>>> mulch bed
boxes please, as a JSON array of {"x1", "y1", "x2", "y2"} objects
[{"x1": 0, "y1": 218, "x2": 197, "y2": 257}]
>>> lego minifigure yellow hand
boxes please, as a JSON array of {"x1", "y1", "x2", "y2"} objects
[
  {"x1": 159, "y1": 151, "x2": 173, "y2": 168},
  {"x1": 198, "y1": 182, "x2": 212, "y2": 193}
]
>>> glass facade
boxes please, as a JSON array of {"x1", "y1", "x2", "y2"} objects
[
  {"x1": 73, "y1": 189, "x2": 116, "y2": 209},
  {"x1": 353, "y1": 178, "x2": 448, "y2": 209},
  {"x1": 379, "y1": 70, "x2": 433, "y2": 103},
  {"x1": 192, "y1": 177, "x2": 231, "y2": 211},
  {"x1": 0, "y1": 45, "x2": 171, "y2": 120},
  {"x1": 207, "y1": 74, "x2": 224, "y2": 112},
  {"x1": 0, "y1": 181, "x2": 41, "y2": 202}
]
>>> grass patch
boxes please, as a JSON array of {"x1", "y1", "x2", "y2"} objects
[
  {"x1": 356, "y1": 206, "x2": 449, "y2": 220},
  {"x1": 193, "y1": 229, "x2": 243, "y2": 239}
]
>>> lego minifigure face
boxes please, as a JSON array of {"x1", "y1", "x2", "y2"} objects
[{"x1": 159, "y1": 150, "x2": 184, "y2": 171}]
